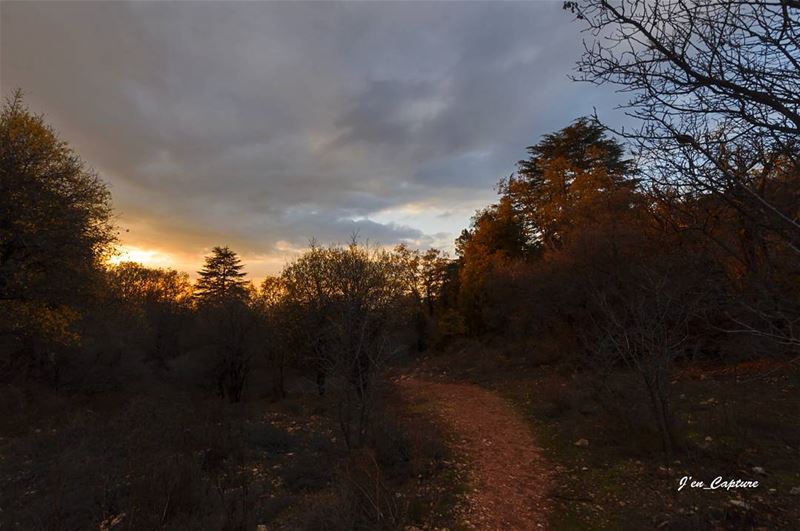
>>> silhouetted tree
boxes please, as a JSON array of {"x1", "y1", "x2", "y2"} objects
[
  {"x1": 107, "y1": 262, "x2": 192, "y2": 370},
  {"x1": 282, "y1": 240, "x2": 405, "y2": 448},
  {"x1": 195, "y1": 246, "x2": 254, "y2": 402},
  {"x1": 255, "y1": 275, "x2": 292, "y2": 399},
  {"x1": 194, "y1": 246, "x2": 248, "y2": 305},
  {"x1": 0, "y1": 90, "x2": 115, "y2": 383},
  {"x1": 393, "y1": 244, "x2": 451, "y2": 349},
  {"x1": 568, "y1": 0, "x2": 799, "y2": 229}
]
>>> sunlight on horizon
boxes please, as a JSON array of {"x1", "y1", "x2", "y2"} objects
[
  {"x1": 108, "y1": 242, "x2": 295, "y2": 283},
  {"x1": 108, "y1": 245, "x2": 176, "y2": 269}
]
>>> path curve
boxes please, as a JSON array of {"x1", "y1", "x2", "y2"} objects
[{"x1": 394, "y1": 376, "x2": 550, "y2": 530}]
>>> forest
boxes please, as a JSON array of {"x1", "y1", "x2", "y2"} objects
[{"x1": 1, "y1": 1, "x2": 799, "y2": 530}]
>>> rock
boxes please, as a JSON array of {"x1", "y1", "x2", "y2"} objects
[
  {"x1": 704, "y1": 436, "x2": 713, "y2": 443},
  {"x1": 574, "y1": 438, "x2": 589, "y2": 447},
  {"x1": 752, "y1": 466, "x2": 766, "y2": 475},
  {"x1": 789, "y1": 486, "x2": 800, "y2": 495}
]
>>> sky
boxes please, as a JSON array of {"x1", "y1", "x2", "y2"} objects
[{"x1": 1, "y1": 1, "x2": 625, "y2": 279}]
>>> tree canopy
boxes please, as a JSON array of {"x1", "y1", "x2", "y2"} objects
[
  {"x1": 0, "y1": 91, "x2": 115, "y2": 351},
  {"x1": 194, "y1": 246, "x2": 248, "y2": 304},
  {"x1": 500, "y1": 117, "x2": 636, "y2": 250}
]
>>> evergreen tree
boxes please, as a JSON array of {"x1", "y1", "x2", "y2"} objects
[
  {"x1": 500, "y1": 117, "x2": 636, "y2": 251},
  {"x1": 194, "y1": 246, "x2": 248, "y2": 304}
]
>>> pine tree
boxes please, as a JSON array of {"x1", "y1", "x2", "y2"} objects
[
  {"x1": 500, "y1": 117, "x2": 636, "y2": 251},
  {"x1": 194, "y1": 246, "x2": 248, "y2": 304}
]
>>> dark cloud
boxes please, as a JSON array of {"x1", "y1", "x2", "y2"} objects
[{"x1": 1, "y1": 1, "x2": 624, "y2": 277}]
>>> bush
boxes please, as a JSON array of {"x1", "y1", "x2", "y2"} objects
[{"x1": 0, "y1": 394, "x2": 257, "y2": 530}]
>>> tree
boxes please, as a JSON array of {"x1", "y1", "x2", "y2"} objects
[
  {"x1": 0, "y1": 91, "x2": 115, "y2": 382},
  {"x1": 568, "y1": 0, "x2": 800, "y2": 346},
  {"x1": 207, "y1": 296, "x2": 257, "y2": 403},
  {"x1": 107, "y1": 262, "x2": 193, "y2": 370},
  {"x1": 392, "y1": 244, "x2": 451, "y2": 349},
  {"x1": 500, "y1": 117, "x2": 636, "y2": 251},
  {"x1": 456, "y1": 197, "x2": 532, "y2": 261},
  {"x1": 455, "y1": 119, "x2": 637, "y2": 334},
  {"x1": 255, "y1": 275, "x2": 292, "y2": 399},
  {"x1": 575, "y1": 240, "x2": 716, "y2": 456},
  {"x1": 281, "y1": 240, "x2": 405, "y2": 448},
  {"x1": 456, "y1": 197, "x2": 533, "y2": 334},
  {"x1": 194, "y1": 246, "x2": 254, "y2": 402},
  {"x1": 110, "y1": 262, "x2": 193, "y2": 305},
  {"x1": 568, "y1": 0, "x2": 799, "y2": 210},
  {"x1": 194, "y1": 246, "x2": 248, "y2": 304},
  {"x1": 393, "y1": 244, "x2": 450, "y2": 316},
  {"x1": 419, "y1": 248, "x2": 450, "y2": 317},
  {"x1": 279, "y1": 242, "x2": 336, "y2": 396}
]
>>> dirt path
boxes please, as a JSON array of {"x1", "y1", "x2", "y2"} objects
[{"x1": 394, "y1": 375, "x2": 551, "y2": 530}]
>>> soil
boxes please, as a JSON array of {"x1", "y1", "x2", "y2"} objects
[{"x1": 395, "y1": 375, "x2": 551, "y2": 530}]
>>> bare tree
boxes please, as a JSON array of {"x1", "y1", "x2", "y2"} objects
[
  {"x1": 568, "y1": 0, "x2": 799, "y2": 208},
  {"x1": 569, "y1": 0, "x2": 800, "y2": 346},
  {"x1": 578, "y1": 256, "x2": 710, "y2": 456}
]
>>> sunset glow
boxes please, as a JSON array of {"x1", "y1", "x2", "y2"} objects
[{"x1": 108, "y1": 245, "x2": 175, "y2": 269}]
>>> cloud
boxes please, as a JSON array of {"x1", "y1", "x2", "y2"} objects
[{"x1": 1, "y1": 1, "x2": 625, "y2": 278}]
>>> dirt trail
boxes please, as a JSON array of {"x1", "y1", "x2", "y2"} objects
[{"x1": 395, "y1": 376, "x2": 550, "y2": 530}]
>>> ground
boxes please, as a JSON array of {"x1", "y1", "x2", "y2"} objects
[
  {"x1": 401, "y1": 343, "x2": 800, "y2": 530},
  {"x1": 2, "y1": 351, "x2": 798, "y2": 530},
  {"x1": 0, "y1": 376, "x2": 463, "y2": 530},
  {"x1": 394, "y1": 375, "x2": 551, "y2": 530}
]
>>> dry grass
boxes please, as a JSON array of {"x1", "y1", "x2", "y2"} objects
[{"x1": 0, "y1": 374, "x2": 459, "y2": 531}]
